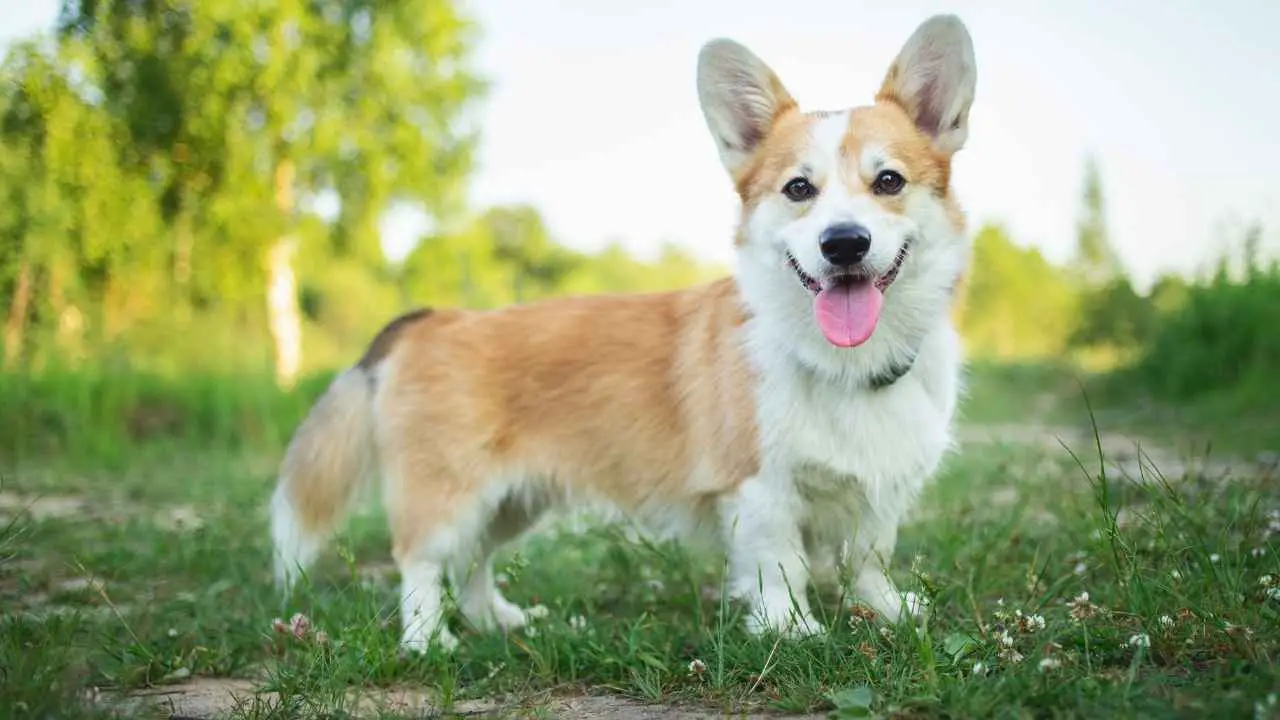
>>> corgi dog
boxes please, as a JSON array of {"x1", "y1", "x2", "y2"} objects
[{"x1": 269, "y1": 14, "x2": 977, "y2": 652}]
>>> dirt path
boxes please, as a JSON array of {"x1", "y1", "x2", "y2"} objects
[
  {"x1": 104, "y1": 677, "x2": 827, "y2": 719},
  {"x1": 956, "y1": 422, "x2": 1275, "y2": 484}
]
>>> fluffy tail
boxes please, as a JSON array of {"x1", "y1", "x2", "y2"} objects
[{"x1": 270, "y1": 368, "x2": 377, "y2": 591}]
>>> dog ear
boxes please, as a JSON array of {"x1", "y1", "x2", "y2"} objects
[
  {"x1": 877, "y1": 15, "x2": 977, "y2": 155},
  {"x1": 697, "y1": 39, "x2": 797, "y2": 176}
]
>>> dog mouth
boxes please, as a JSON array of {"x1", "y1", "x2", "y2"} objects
[
  {"x1": 785, "y1": 243, "x2": 909, "y2": 295},
  {"x1": 785, "y1": 243, "x2": 910, "y2": 349}
]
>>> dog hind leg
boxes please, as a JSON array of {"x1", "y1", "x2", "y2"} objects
[{"x1": 450, "y1": 489, "x2": 551, "y2": 632}]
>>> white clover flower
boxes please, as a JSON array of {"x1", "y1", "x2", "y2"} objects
[
  {"x1": 1209, "y1": 553, "x2": 1221, "y2": 564},
  {"x1": 998, "y1": 647, "x2": 1025, "y2": 663},
  {"x1": 1127, "y1": 633, "x2": 1150, "y2": 649},
  {"x1": 1015, "y1": 611, "x2": 1046, "y2": 633},
  {"x1": 1159, "y1": 615, "x2": 1174, "y2": 628},
  {"x1": 1068, "y1": 592, "x2": 1101, "y2": 621},
  {"x1": 1254, "y1": 693, "x2": 1277, "y2": 719},
  {"x1": 289, "y1": 613, "x2": 311, "y2": 639},
  {"x1": 1259, "y1": 575, "x2": 1275, "y2": 587},
  {"x1": 1038, "y1": 657, "x2": 1062, "y2": 672},
  {"x1": 688, "y1": 658, "x2": 707, "y2": 676},
  {"x1": 568, "y1": 615, "x2": 588, "y2": 632}
]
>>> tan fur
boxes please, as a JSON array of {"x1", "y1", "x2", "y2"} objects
[
  {"x1": 734, "y1": 107, "x2": 809, "y2": 204},
  {"x1": 371, "y1": 278, "x2": 759, "y2": 560},
  {"x1": 278, "y1": 369, "x2": 377, "y2": 537}
]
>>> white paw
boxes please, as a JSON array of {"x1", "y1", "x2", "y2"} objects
[
  {"x1": 465, "y1": 596, "x2": 550, "y2": 632},
  {"x1": 487, "y1": 598, "x2": 529, "y2": 631},
  {"x1": 785, "y1": 613, "x2": 827, "y2": 637},
  {"x1": 854, "y1": 569, "x2": 929, "y2": 625},
  {"x1": 902, "y1": 591, "x2": 930, "y2": 620},
  {"x1": 400, "y1": 626, "x2": 458, "y2": 654},
  {"x1": 744, "y1": 603, "x2": 826, "y2": 638}
]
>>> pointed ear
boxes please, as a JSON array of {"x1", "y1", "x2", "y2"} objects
[
  {"x1": 697, "y1": 39, "x2": 797, "y2": 176},
  {"x1": 877, "y1": 15, "x2": 977, "y2": 155}
]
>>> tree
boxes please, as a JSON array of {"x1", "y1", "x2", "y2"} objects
[
  {"x1": 1073, "y1": 156, "x2": 1123, "y2": 286},
  {"x1": 482, "y1": 205, "x2": 582, "y2": 301},
  {"x1": 1147, "y1": 273, "x2": 1190, "y2": 315},
  {"x1": 53, "y1": 0, "x2": 484, "y2": 385},
  {"x1": 957, "y1": 223, "x2": 1080, "y2": 358},
  {"x1": 1068, "y1": 276, "x2": 1156, "y2": 351},
  {"x1": 1, "y1": 39, "x2": 167, "y2": 368}
]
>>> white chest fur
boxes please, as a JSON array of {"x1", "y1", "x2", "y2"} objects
[{"x1": 755, "y1": 322, "x2": 962, "y2": 527}]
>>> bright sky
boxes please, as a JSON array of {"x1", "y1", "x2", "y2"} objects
[{"x1": 7, "y1": 0, "x2": 1279, "y2": 290}]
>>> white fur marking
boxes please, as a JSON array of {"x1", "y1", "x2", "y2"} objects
[
  {"x1": 720, "y1": 475, "x2": 826, "y2": 636},
  {"x1": 270, "y1": 484, "x2": 322, "y2": 591},
  {"x1": 809, "y1": 111, "x2": 852, "y2": 181},
  {"x1": 399, "y1": 559, "x2": 457, "y2": 652},
  {"x1": 456, "y1": 557, "x2": 547, "y2": 631}
]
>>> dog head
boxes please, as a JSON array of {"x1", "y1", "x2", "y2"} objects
[{"x1": 697, "y1": 16, "x2": 976, "y2": 365}]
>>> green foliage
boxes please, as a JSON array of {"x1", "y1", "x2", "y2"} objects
[
  {"x1": 957, "y1": 223, "x2": 1080, "y2": 359},
  {"x1": 57, "y1": 0, "x2": 484, "y2": 266},
  {"x1": 0, "y1": 0, "x2": 488, "y2": 375},
  {"x1": 1074, "y1": 156, "x2": 1123, "y2": 286},
  {"x1": 1125, "y1": 259, "x2": 1280, "y2": 402},
  {"x1": 398, "y1": 205, "x2": 725, "y2": 311},
  {"x1": 564, "y1": 241, "x2": 722, "y2": 296},
  {"x1": 1068, "y1": 276, "x2": 1159, "y2": 351},
  {"x1": 1063, "y1": 156, "x2": 1154, "y2": 359},
  {"x1": 0, "y1": 366, "x2": 329, "y2": 465},
  {"x1": 399, "y1": 205, "x2": 583, "y2": 308}
]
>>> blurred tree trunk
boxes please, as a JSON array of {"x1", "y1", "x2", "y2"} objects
[
  {"x1": 174, "y1": 208, "x2": 193, "y2": 287},
  {"x1": 4, "y1": 261, "x2": 32, "y2": 369},
  {"x1": 266, "y1": 158, "x2": 301, "y2": 388}
]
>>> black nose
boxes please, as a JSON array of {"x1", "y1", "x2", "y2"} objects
[{"x1": 819, "y1": 223, "x2": 872, "y2": 266}]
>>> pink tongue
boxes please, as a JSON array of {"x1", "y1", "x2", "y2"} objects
[{"x1": 813, "y1": 281, "x2": 884, "y2": 347}]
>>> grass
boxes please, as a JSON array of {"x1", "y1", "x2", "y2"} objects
[
  {"x1": 1084, "y1": 371, "x2": 1280, "y2": 458},
  {"x1": 961, "y1": 359, "x2": 1280, "y2": 458},
  {"x1": 1, "y1": 364, "x2": 1278, "y2": 719}
]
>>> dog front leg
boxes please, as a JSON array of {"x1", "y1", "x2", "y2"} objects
[
  {"x1": 844, "y1": 503, "x2": 924, "y2": 624},
  {"x1": 720, "y1": 474, "x2": 824, "y2": 637}
]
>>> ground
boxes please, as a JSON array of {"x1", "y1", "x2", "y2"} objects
[{"x1": 1, "y1": 365, "x2": 1278, "y2": 719}]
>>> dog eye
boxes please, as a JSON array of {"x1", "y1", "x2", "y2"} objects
[
  {"x1": 781, "y1": 177, "x2": 817, "y2": 202},
  {"x1": 872, "y1": 170, "x2": 906, "y2": 196}
]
